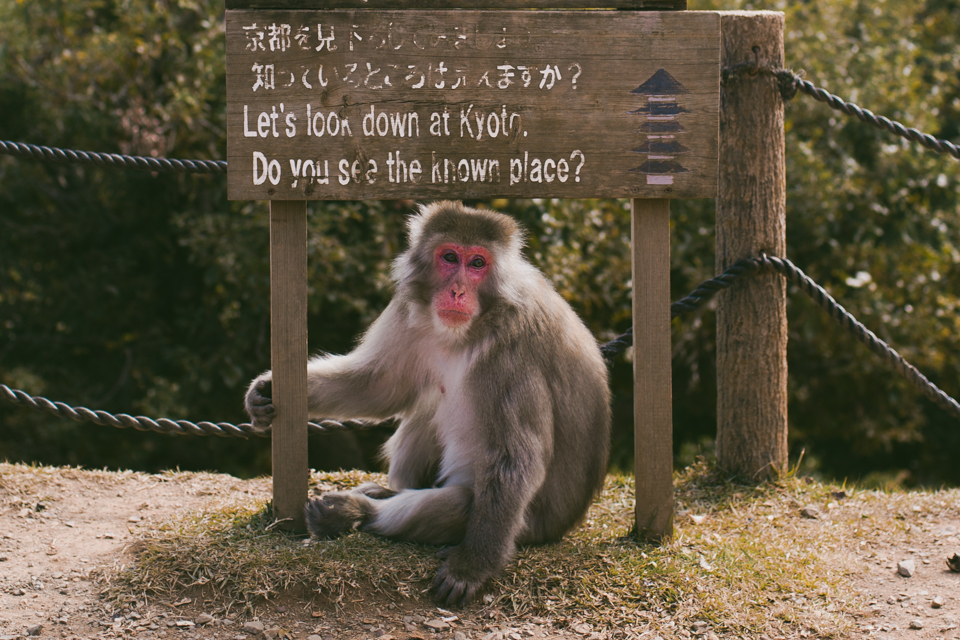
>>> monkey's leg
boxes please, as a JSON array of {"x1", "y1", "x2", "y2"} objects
[{"x1": 305, "y1": 485, "x2": 471, "y2": 545}]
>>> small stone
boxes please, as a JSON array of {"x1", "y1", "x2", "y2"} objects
[
  {"x1": 425, "y1": 619, "x2": 451, "y2": 631},
  {"x1": 306, "y1": 636, "x2": 323, "y2": 640},
  {"x1": 800, "y1": 506, "x2": 820, "y2": 519},
  {"x1": 454, "y1": 633, "x2": 468, "y2": 640},
  {"x1": 12, "y1": 588, "x2": 25, "y2": 596},
  {"x1": 128, "y1": 515, "x2": 142, "y2": 522},
  {"x1": 898, "y1": 559, "x2": 916, "y2": 577},
  {"x1": 27, "y1": 625, "x2": 43, "y2": 636},
  {"x1": 263, "y1": 628, "x2": 280, "y2": 639},
  {"x1": 909, "y1": 620, "x2": 923, "y2": 630},
  {"x1": 690, "y1": 514, "x2": 706, "y2": 525},
  {"x1": 243, "y1": 621, "x2": 265, "y2": 635},
  {"x1": 0, "y1": 555, "x2": 7, "y2": 562},
  {"x1": 196, "y1": 613, "x2": 215, "y2": 625},
  {"x1": 932, "y1": 596, "x2": 945, "y2": 609},
  {"x1": 947, "y1": 552, "x2": 960, "y2": 573},
  {"x1": 176, "y1": 620, "x2": 195, "y2": 627}
]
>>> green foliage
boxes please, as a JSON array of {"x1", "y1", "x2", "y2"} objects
[
  {"x1": 699, "y1": 0, "x2": 960, "y2": 485},
  {"x1": 0, "y1": 0, "x2": 958, "y2": 484}
]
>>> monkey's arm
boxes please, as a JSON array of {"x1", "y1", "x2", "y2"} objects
[
  {"x1": 433, "y1": 364, "x2": 553, "y2": 606},
  {"x1": 244, "y1": 300, "x2": 423, "y2": 428}
]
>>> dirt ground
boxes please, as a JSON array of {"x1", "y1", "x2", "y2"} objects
[{"x1": 0, "y1": 464, "x2": 958, "y2": 640}]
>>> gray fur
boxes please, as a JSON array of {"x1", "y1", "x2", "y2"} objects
[{"x1": 245, "y1": 201, "x2": 611, "y2": 607}]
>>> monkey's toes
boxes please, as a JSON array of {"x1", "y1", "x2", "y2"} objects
[
  {"x1": 432, "y1": 564, "x2": 481, "y2": 608},
  {"x1": 304, "y1": 493, "x2": 367, "y2": 539}
]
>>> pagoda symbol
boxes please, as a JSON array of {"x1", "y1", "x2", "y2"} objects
[{"x1": 628, "y1": 68, "x2": 691, "y2": 185}]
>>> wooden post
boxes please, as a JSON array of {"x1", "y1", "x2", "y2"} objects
[
  {"x1": 270, "y1": 200, "x2": 309, "y2": 531},
  {"x1": 633, "y1": 198, "x2": 673, "y2": 542},
  {"x1": 715, "y1": 11, "x2": 788, "y2": 479}
]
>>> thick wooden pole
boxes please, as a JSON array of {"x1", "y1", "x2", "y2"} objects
[
  {"x1": 270, "y1": 200, "x2": 309, "y2": 531},
  {"x1": 715, "y1": 11, "x2": 788, "y2": 479},
  {"x1": 633, "y1": 198, "x2": 673, "y2": 542}
]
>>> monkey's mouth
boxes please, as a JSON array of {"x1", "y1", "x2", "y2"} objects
[{"x1": 437, "y1": 309, "x2": 472, "y2": 326}]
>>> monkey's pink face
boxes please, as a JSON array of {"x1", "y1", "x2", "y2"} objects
[{"x1": 433, "y1": 243, "x2": 492, "y2": 327}]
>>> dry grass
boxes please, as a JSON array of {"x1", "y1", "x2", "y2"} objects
[{"x1": 101, "y1": 461, "x2": 960, "y2": 638}]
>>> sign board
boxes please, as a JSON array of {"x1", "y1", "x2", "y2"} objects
[
  {"x1": 226, "y1": 10, "x2": 719, "y2": 200},
  {"x1": 226, "y1": 0, "x2": 686, "y2": 9}
]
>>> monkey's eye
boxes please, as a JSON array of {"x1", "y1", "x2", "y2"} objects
[
  {"x1": 469, "y1": 256, "x2": 486, "y2": 269},
  {"x1": 441, "y1": 252, "x2": 459, "y2": 264}
]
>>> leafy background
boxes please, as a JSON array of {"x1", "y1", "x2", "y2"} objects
[{"x1": 1, "y1": 0, "x2": 958, "y2": 486}]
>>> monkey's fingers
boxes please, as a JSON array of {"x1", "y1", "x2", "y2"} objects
[
  {"x1": 246, "y1": 402, "x2": 276, "y2": 429},
  {"x1": 248, "y1": 394, "x2": 273, "y2": 407}
]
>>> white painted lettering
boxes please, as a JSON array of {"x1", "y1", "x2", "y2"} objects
[{"x1": 243, "y1": 106, "x2": 258, "y2": 138}]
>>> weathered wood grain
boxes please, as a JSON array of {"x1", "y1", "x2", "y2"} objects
[
  {"x1": 632, "y1": 197, "x2": 673, "y2": 542},
  {"x1": 227, "y1": 0, "x2": 686, "y2": 11},
  {"x1": 270, "y1": 200, "x2": 309, "y2": 531},
  {"x1": 226, "y1": 10, "x2": 718, "y2": 200},
  {"x1": 715, "y1": 11, "x2": 787, "y2": 480}
]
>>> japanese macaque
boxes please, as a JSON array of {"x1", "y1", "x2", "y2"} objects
[{"x1": 245, "y1": 201, "x2": 611, "y2": 606}]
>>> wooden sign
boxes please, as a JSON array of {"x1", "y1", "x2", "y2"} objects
[
  {"x1": 227, "y1": 0, "x2": 686, "y2": 9},
  {"x1": 226, "y1": 10, "x2": 719, "y2": 200}
]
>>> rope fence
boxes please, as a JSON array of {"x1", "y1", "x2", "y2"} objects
[
  {"x1": 3, "y1": 253, "x2": 959, "y2": 437},
  {"x1": 721, "y1": 62, "x2": 960, "y2": 160},
  {"x1": 0, "y1": 140, "x2": 227, "y2": 174}
]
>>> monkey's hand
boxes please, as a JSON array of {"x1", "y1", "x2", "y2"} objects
[
  {"x1": 432, "y1": 545, "x2": 492, "y2": 608},
  {"x1": 244, "y1": 374, "x2": 275, "y2": 431}
]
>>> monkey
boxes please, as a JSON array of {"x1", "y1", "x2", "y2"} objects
[{"x1": 245, "y1": 201, "x2": 611, "y2": 606}]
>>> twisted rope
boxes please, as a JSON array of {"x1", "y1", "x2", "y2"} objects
[
  {"x1": 722, "y1": 62, "x2": 960, "y2": 160},
  {"x1": 0, "y1": 140, "x2": 227, "y2": 174},
  {"x1": 3, "y1": 255, "x2": 958, "y2": 433},
  {"x1": 600, "y1": 255, "x2": 960, "y2": 421},
  {"x1": 0, "y1": 383, "x2": 372, "y2": 438}
]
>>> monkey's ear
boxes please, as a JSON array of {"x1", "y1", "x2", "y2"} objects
[{"x1": 405, "y1": 202, "x2": 433, "y2": 249}]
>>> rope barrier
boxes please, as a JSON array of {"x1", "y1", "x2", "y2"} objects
[
  {"x1": 3, "y1": 255, "x2": 958, "y2": 436},
  {"x1": 0, "y1": 383, "x2": 376, "y2": 438},
  {"x1": 721, "y1": 63, "x2": 960, "y2": 160},
  {"x1": 0, "y1": 140, "x2": 227, "y2": 174},
  {"x1": 601, "y1": 256, "x2": 960, "y2": 421}
]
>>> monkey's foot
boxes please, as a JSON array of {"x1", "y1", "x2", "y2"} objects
[
  {"x1": 304, "y1": 492, "x2": 370, "y2": 539},
  {"x1": 432, "y1": 549, "x2": 490, "y2": 608}
]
